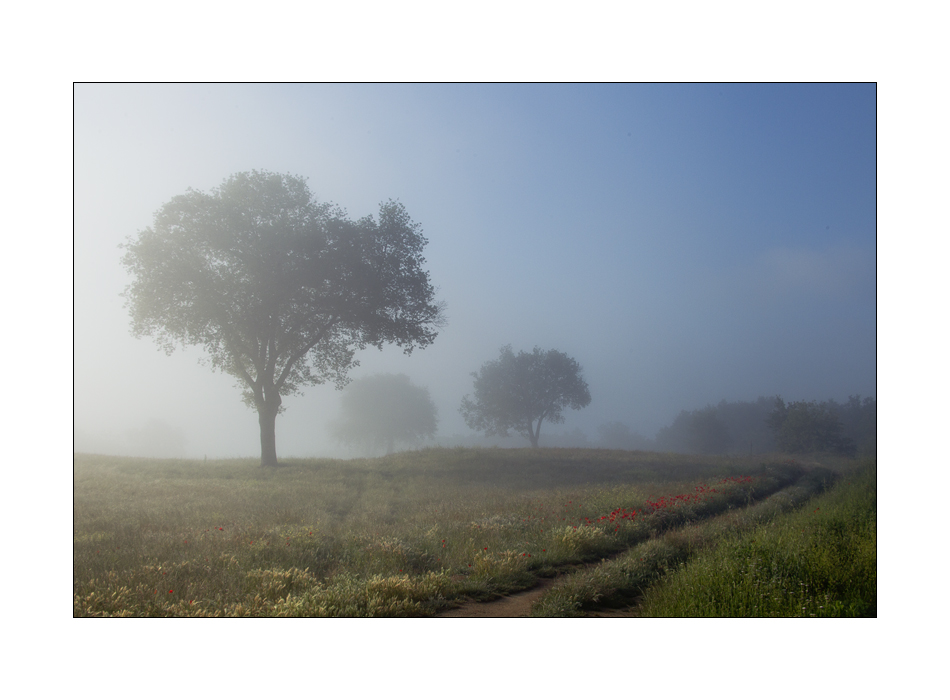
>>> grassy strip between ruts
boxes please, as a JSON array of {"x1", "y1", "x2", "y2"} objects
[{"x1": 529, "y1": 458, "x2": 874, "y2": 617}]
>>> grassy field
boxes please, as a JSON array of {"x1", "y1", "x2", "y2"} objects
[
  {"x1": 635, "y1": 458, "x2": 876, "y2": 616},
  {"x1": 529, "y1": 459, "x2": 874, "y2": 616},
  {"x1": 73, "y1": 447, "x2": 874, "y2": 617}
]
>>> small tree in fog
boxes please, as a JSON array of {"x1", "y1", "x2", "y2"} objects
[
  {"x1": 121, "y1": 171, "x2": 444, "y2": 467},
  {"x1": 460, "y1": 345, "x2": 591, "y2": 448},
  {"x1": 331, "y1": 373, "x2": 437, "y2": 455}
]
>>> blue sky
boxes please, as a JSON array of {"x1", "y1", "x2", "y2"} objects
[{"x1": 74, "y1": 83, "x2": 876, "y2": 457}]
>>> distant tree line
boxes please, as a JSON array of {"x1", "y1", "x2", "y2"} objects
[
  {"x1": 438, "y1": 394, "x2": 875, "y2": 457},
  {"x1": 652, "y1": 395, "x2": 875, "y2": 457}
]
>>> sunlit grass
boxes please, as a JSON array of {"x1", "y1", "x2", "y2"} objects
[
  {"x1": 636, "y1": 458, "x2": 875, "y2": 617},
  {"x1": 528, "y1": 466, "x2": 840, "y2": 616},
  {"x1": 74, "y1": 448, "x2": 835, "y2": 616}
]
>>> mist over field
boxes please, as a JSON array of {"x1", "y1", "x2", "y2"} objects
[{"x1": 74, "y1": 83, "x2": 876, "y2": 459}]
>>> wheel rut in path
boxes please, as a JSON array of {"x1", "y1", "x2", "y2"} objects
[{"x1": 436, "y1": 576, "x2": 562, "y2": 618}]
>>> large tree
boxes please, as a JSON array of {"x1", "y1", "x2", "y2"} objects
[
  {"x1": 460, "y1": 345, "x2": 591, "y2": 448},
  {"x1": 121, "y1": 171, "x2": 444, "y2": 466},
  {"x1": 331, "y1": 373, "x2": 437, "y2": 455}
]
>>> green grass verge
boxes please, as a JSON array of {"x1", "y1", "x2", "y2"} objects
[
  {"x1": 638, "y1": 458, "x2": 876, "y2": 617},
  {"x1": 529, "y1": 459, "x2": 874, "y2": 617}
]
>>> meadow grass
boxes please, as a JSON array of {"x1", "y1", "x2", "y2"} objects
[
  {"x1": 74, "y1": 448, "x2": 842, "y2": 617},
  {"x1": 528, "y1": 465, "x2": 841, "y2": 616},
  {"x1": 635, "y1": 458, "x2": 876, "y2": 617}
]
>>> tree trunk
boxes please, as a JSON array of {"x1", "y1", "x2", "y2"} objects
[
  {"x1": 527, "y1": 418, "x2": 542, "y2": 448},
  {"x1": 258, "y1": 405, "x2": 279, "y2": 467}
]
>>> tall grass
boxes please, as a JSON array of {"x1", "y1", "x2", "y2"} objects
[
  {"x1": 528, "y1": 466, "x2": 840, "y2": 616},
  {"x1": 74, "y1": 448, "x2": 827, "y2": 616},
  {"x1": 637, "y1": 458, "x2": 876, "y2": 617}
]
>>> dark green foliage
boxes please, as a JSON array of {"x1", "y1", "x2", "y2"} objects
[
  {"x1": 653, "y1": 394, "x2": 873, "y2": 456},
  {"x1": 767, "y1": 397, "x2": 856, "y2": 456},
  {"x1": 834, "y1": 395, "x2": 877, "y2": 456}
]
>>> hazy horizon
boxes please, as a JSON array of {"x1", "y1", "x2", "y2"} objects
[{"x1": 74, "y1": 83, "x2": 876, "y2": 459}]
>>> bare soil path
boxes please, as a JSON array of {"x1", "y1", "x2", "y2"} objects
[
  {"x1": 436, "y1": 575, "x2": 647, "y2": 617},
  {"x1": 436, "y1": 577, "x2": 562, "y2": 617},
  {"x1": 436, "y1": 556, "x2": 639, "y2": 618}
]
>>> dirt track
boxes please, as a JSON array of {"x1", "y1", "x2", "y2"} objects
[
  {"x1": 435, "y1": 564, "x2": 645, "y2": 618},
  {"x1": 436, "y1": 577, "x2": 562, "y2": 617}
]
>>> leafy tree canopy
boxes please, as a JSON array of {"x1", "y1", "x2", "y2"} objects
[
  {"x1": 652, "y1": 395, "x2": 873, "y2": 456},
  {"x1": 121, "y1": 170, "x2": 444, "y2": 466},
  {"x1": 459, "y1": 345, "x2": 591, "y2": 448},
  {"x1": 331, "y1": 373, "x2": 437, "y2": 455},
  {"x1": 767, "y1": 397, "x2": 856, "y2": 456}
]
